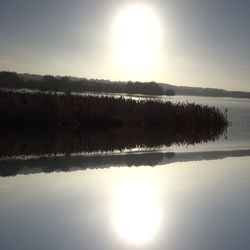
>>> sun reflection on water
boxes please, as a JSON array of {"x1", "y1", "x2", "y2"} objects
[{"x1": 112, "y1": 176, "x2": 162, "y2": 244}]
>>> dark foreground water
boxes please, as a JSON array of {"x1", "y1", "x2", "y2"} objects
[{"x1": 0, "y1": 96, "x2": 250, "y2": 250}]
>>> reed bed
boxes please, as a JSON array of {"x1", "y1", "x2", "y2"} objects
[{"x1": 0, "y1": 90, "x2": 228, "y2": 131}]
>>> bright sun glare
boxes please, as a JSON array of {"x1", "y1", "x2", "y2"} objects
[
  {"x1": 113, "y1": 4, "x2": 162, "y2": 72},
  {"x1": 113, "y1": 178, "x2": 161, "y2": 244}
]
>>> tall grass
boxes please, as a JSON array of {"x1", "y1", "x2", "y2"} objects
[{"x1": 0, "y1": 90, "x2": 228, "y2": 131}]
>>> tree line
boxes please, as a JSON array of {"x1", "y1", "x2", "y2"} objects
[{"x1": 0, "y1": 71, "x2": 175, "y2": 96}]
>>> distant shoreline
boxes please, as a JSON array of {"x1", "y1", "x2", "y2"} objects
[
  {"x1": 1, "y1": 71, "x2": 250, "y2": 99},
  {"x1": 1, "y1": 87, "x2": 250, "y2": 102}
]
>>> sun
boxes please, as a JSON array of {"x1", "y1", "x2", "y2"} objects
[{"x1": 113, "y1": 4, "x2": 162, "y2": 72}]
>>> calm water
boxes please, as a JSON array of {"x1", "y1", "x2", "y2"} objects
[{"x1": 0, "y1": 96, "x2": 250, "y2": 250}]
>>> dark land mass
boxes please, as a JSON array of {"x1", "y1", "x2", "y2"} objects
[
  {"x1": 1, "y1": 71, "x2": 250, "y2": 98},
  {"x1": 0, "y1": 71, "x2": 174, "y2": 96},
  {"x1": 158, "y1": 83, "x2": 250, "y2": 99}
]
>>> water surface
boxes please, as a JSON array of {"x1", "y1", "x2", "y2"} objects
[
  {"x1": 0, "y1": 96, "x2": 250, "y2": 250},
  {"x1": 0, "y1": 157, "x2": 249, "y2": 250}
]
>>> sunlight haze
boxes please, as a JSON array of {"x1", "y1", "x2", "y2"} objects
[
  {"x1": 113, "y1": 4, "x2": 162, "y2": 73},
  {"x1": 0, "y1": 0, "x2": 249, "y2": 91}
]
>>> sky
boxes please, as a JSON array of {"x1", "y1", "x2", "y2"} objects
[{"x1": 0, "y1": 0, "x2": 249, "y2": 91}]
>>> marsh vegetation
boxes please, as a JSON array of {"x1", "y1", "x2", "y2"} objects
[
  {"x1": 0, "y1": 90, "x2": 228, "y2": 157},
  {"x1": 0, "y1": 89, "x2": 227, "y2": 129}
]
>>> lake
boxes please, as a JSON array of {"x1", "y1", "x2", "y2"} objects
[{"x1": 0, "y1": 96, "x2": 250, "y2": 250}]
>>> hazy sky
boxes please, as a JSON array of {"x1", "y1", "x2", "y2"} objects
[{"x1": 0, "y1": 0, "x2": 249, "y2": 91}]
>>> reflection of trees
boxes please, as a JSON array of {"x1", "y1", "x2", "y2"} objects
[
  {"x1": 0, "y1": 152, "x2": 167, "y2": 177},
  {"x1": 2, "y1": 149, "x2": 250, "y2": 177}
]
